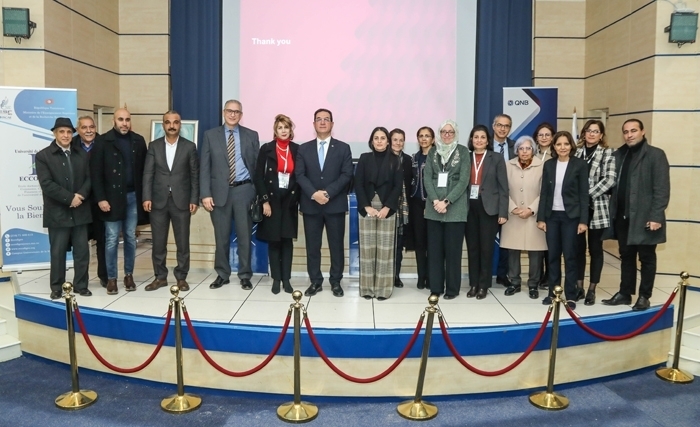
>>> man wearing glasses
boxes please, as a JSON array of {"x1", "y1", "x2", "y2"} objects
[
  {"x1": 491, "y1": 114, "x2": 516, "y2": 286},
  {"x1": 200, "y1": 100, "x2": 259, "y2": 291},
  {"x1": 295, "y1": 109, "x2": 353, "y2": 297}
]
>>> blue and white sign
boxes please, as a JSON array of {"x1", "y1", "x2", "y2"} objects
[
  {"x1": 0, "y1": 86, "x2": 77, "y2": 270},
  {"x1": 503, "y1": 87, "x2": 558, "y2": 141}
]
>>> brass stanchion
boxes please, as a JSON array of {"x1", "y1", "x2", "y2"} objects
[
  {"x1": 55, "y1": 282, "x2": 98, "y2": 410},
  {"x1": 656, "y1": 271, "x2": 694, "y2": 384},
  {"x1": 529, "y1": 286, "x2": 569, "y2": 410},
  {"x1": 161, "y1": 285, "x2": 202, "y2": 413},
  {"x1": 277, "y1": 290, "x2": 318, "y2": 423},
  {"x1": 397, "y1": 294, "x2": 439, "y2": 421}
]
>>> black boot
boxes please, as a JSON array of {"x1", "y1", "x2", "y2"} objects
[
  {"x1": 271, "y1": 280, "x2": 281, "y2": 294},
  {"x1": 283, "y1": 280, "x2": 293, "y2": 294}
]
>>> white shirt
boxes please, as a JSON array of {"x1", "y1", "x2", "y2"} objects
[
  {"x1": 552, "y1": 160, "x2": 568, "y2": 211},
  {"x1": 165, "y1": 137, "x2": 179, "y2": 171}
]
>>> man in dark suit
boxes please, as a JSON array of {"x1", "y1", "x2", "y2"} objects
[
  {"x1": 91, "y1": 108, "x2": 148, "y2": 295},
  {"x1": 295, "y1": 108, "x2": 353, "y2": 297},
  {"x1": 142, "y1": 110, "x2": 199, "y2": 292},
  {"x1": 71, "y1": 115, "x2": 107, "y2": 288},
  {"x1": 36, "y1": 118, "x2": 92, "y2": 299},
  {"x1": 491, "y1": 113, "x2": 516, "y2": 286},
  {"x1": 200, "y1": 99, "x2": 259, "y2": 290}
]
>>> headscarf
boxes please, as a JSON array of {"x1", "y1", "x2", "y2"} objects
[{"x1": 435, "y1": 119, "x2": 459, "y2": 164}]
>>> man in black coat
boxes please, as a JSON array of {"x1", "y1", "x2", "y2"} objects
[
  {"x1": 603, "y1": 119, "x2": 670, "y2": 311},
  {"x1": 37, "y1": 118, "x2": 92, "y2": 299},
  {"x1": 90, "y1": 108, "x2": 148, "y2": 295},
  {"x1": 71, "y1": 115, "x2": 107, "y2": 287}
]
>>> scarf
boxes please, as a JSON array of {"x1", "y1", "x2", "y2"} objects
[
  {"x1": 275, "y1": 138, "x2": 294, "y2": 173},
  {"x1": 435, "y1": 119, "x2": 459, "y2": 165}
]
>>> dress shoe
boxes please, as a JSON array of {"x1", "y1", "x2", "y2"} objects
[
  {"x1": 394, "y1": 278, "x2": 404, "y2": 288},
  {"x1": 575, "y1": 287, "x2": 585, "y2": 302},
  {"x1": 528, "y1": 287, "x2": 539, "y2": 299},
  {"x1": 496, "y1": 276, "x2": 509, "y2": 286},
  {"x1": 331, "y1": 282, "x2": 344, "y2": 297},
  {"x1": 209, "y1": 276, "x2": 230, "y2": 289},
  {"x1": 124, "y1": 274, "x2": 136, "y2": 292},
  {"x1": 584, "y1": 289, "x2": 596, "y2": 306},
  {"x1": 145, "y1": 278, "x2": 168, "y2": 291},
  {"x1": 271, "y1": 280, "x2": 281, "y2": 294},
  {"x1": 177, "y1": 279, "x2": 189, "y2": 291},
  {"x1": 100, "y1": 279, "x2": 108, "y2": 288},
  {"x1": 632, "y1": 296, "x2": 650, "y2": 311},
  {"x1": 377, "y1": 296, "x2": 388, "y2": 301},
  {"x1": 476, "y1": 288, "x2": 488, "y2": 300},
  {"x1": 601, "y1": 292, "x2": 632, "y2": 306},
  {"x1": 443, "y1": 294, "x2": 457, "y2": 300},
  {"x1": 567, "y1": 301, "x2": 577, "y2": 310},
  {"x1": 283, "y1": 280, "x2": 293, "y2": 294},
  {"x1": 78, "y1": 288, "x2": 92, "y2": 296},
  {"x1": 362, "y1": 295, "x2": 372, "y2": 300},
  {"x1": 466, "y1": 286, "x2": 478, "y2": 298},
  {"x1": 241, "y1": 279, "x2": 253, "y2": 290},
  {"x1": 106, "y1": 279, "x2": 118, "y2": 295},
  {"x1": 417, "y1": 279, "x2": 425, "y2": 290},
  {"x1": 304, "y1": 283, "x2": 322, "y2": 296},
  {"x1": 50, "y1": 290, "x2": 62, "y2": 300},
  {"x1": 542, "y1": 296, "x2": 553, "y2": 305},
  {"x1": 504, "y1": 285, "x2": 521, "y2": 296}
]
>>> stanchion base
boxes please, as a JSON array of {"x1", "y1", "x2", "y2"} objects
[
  {"x1": 161, "y1": 393, "x2": 202, "y2": 413},
  {"x1": 55, "y1": 390, "x2": 98, "y2": 410},
  {"x1": 656, "y1": 367, "x2": 694, "y2": 384},
  {"x1": 529, "y1": 391, "x2": 569, "y2": 410},
  {"x1": 277, "y1": 401, "x2": 319, "y2": 423},
  {"x1": 396, "y1": 399, "x2": 438, "y2": 420}
]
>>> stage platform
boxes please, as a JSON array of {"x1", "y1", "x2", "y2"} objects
[{"x1": 8, "y1": 242, "x2": 695, "y2": 398}]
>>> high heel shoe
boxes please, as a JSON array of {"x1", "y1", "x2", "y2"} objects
[
  {"x1": 271, "y1": 280, "x2": 281, "y2": 294},
  {"x1": 584, "y1": 288, "x2": 596, "y2": 305},
  {"x1": 283, "y1": 280, "x2": 293, "y2": 294}
]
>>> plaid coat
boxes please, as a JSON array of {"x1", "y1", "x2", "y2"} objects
[{"x1": 574, "y1": 145, "x2": 616, "y2": 229}]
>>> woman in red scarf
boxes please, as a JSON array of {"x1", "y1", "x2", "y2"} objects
[{"x1": 253, "y1": 114, "x2": 300, "y2": 294}]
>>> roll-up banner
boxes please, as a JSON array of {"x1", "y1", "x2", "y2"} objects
[
  {"x1": 503, "y1": 87, "x2": 558, "y2": 141},
  {"x1": 0, "y1": 87, "x2": 78, "y2": 271}
]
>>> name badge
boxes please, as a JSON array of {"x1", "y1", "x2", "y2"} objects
[
  {"x1": 470, "y1": 184, "x2": 480, "y2": 199},
  {"x1": 437, "y1": 172, "x2": 448, "y2": 188},
  {"x1": 278, "y1": 172, "x2": 290, "y2": 189}
]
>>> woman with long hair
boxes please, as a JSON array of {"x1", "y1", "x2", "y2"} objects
[{"x1": 408, "y1": 126, "x2": 435, "y2": 290}]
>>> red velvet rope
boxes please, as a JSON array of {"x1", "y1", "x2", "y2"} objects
[
  {"x1": 304, "y1": 315, "x2": 424, "y2": 383},
  {"x1": 564, "y1": 290, "x2": 677, "y2": 341},
  {"x1": 439, "y1": 308, "x2": 552, "y2": 377},
  {"x1": 74, "y1": 305, "x2": 172, "y2": 374},
  {"x1": 183, "y1": 309, "x2": 291, "y2": 377}
]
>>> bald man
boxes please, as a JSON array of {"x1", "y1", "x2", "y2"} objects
[{"x1": 90, "y1": 108, "x2": 148, "y2": 295}]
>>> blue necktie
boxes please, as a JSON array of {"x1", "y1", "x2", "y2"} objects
[{"x1": 318, "y1": 141, "x2": 326, "y2": 169}]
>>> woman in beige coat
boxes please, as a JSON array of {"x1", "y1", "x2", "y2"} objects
[{"x1": 500, "y1": 136, "x2": 547, "y2": 299}]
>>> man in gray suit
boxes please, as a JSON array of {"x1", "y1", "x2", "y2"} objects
[
  {"x1": 491, "y1": 113, "x2": 516, "y2": 286},
  {"x1": 200, "y1": 100, "x2": 259, "y2": 290},
  {"x1": 142, "y1": 110, "x2": 199, "y2": 292}
]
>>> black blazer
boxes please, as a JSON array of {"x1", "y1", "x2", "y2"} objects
[
  {"x1": 142, "y1": 137, "x2": 199, "y2": 211},
  {"x1": 472, "y1": 150, "x2": 509, "y2": 218},
  {"x1": 490, "y1": 137, "x2": 516, "y2": 160},
  {"x1": 537, "y1": 156, "x2": 589, "y2": 224},
  {"x1": 354, "y1": 151, "x2": 403, "y2": 217},
  {"x1": 295, "y1": 137, "x2": 353, "y2": 215},
  {"x1": 399, "y1": 152, "x2": 412, "y2": 196}
]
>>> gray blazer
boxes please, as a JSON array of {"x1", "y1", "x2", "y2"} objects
[
  {"x1": 200, "y1": 125, "x2": 259, "y2": 205},
  {"x1": 423, "y1": 145, "x2": 471, "y2": 223},
  {"x1": 143, "y1": 136, "x2": 199, "y2": 211},
  {"x1": 473, "y1": 150, "x2": 509, "y2": 218}
]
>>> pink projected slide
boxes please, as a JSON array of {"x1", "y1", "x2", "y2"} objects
[{"x1": 238, "y1": 0, "x2": 456, "y2": 153}]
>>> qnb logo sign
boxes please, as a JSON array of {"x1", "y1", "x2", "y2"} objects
[{"x1": 507, "y1": 100, "x2": 529, "y2": 106}]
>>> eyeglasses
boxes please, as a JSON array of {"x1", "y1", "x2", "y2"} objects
[
  {"x1": 314, "y1": 117, "x2": 332, "y2": 123},
  {"x1": 494, "y1": 123, "x2": 511, "y2": 129},
  {"x1": 537, "y1": 133, "x2": 552, "y2": 138},
  {"x1": 224, "y1": 109, "x2": 242, "y2": 115},
  {"x1": 518, "y1": 146, "x2": 533, "y2": 151},
  {"x1": 585, "y1": 129, "x2": 601, "y2": 134},
  {"x1": 440, "y1": 130, "x2": 455, "y2": 136}
]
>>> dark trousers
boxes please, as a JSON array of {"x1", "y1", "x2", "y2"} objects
[
  {"x1": 89, "y1": 203, "x2": 107, "y2": 282},
  {"x1": 427, "y1": 220, "x2": 465, "y2": 297},
  {"x1": 210, "y1": 183, "x2": 255, "y2": 280},
  {"x1": 508, "y1": 250, "x2": 544, "y2": 288},
  {"x1": 545, "y1": 211, "x2": 580, "y2": 301},
  {"x1": 409, "y1": 197, "x2": 429, "y2": 287},
  {"x1": 466, "y1": 198, "x2": 499, "y2": 290},
  {"x1": 497, "y1": 241, "x2": 509, "y2": 278},
  {"x1": 616, "y1": 217, "x2": 657, "y2": 298},
  {"x1": 576, "y1": 226, "x2": 606, "y2": 283},
  {"x1": 48, "y1": 224, "x2": 90, "y2": 293},
  {"x1": 268, "y1": 238, "x2": 293, "y2": 281},
  {"x1": 303, "y1": 211, "x2": 345, "y2": 285},
  {"x1": 150, "y1": 194, "x2": 191, "y2": 281}
]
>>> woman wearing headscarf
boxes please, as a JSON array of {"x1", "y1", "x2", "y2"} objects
[
  {"x1": 354, "y1": 127, "x2": 403, "y2": 300},
  {"x1": 409, "y1": 126, "x2": 435, "y2": 290},
  {"x1": 424, "y1": 120, "x2": 470, "y2": 299}
]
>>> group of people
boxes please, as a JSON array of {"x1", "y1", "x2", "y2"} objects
[{"x1": 37, "y1": 103, "x2": 669, "y2": 313}]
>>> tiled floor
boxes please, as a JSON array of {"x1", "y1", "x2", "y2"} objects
[{"x1": 12, "y1": 242, "x2": 700, "y2": 329}]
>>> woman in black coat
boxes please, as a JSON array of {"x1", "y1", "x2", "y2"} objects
[
  {"x1": 253, "y1": 114, "x2": 300, "y2": 294},
  {"x1": 537, "y1": 131, "x2": 589, "y2": 309},
  {"x1": 409, "y1": 126, "x2": 435, "y2": 290},
  {"x1": 389, "y1": 128, "x2": 414, "y2": 288}
]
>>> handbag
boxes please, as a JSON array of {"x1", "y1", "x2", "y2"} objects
[{"x1": 249, "y1": 196, "x2": 263, "y2": 223}]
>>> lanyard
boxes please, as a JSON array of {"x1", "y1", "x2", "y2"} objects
[
  {"x1": 277, "y1": 144, "x2": 289, "y2": 173},
  {"x1": 472, "y1": 152, "x2": 485, "y2": 184}
]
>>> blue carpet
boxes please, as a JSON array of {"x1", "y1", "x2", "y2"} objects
[{"x1": 1, "y1": 356, "x2": 698, "y2": 426}]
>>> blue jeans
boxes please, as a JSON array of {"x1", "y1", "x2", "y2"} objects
[{"x1": 105, "y1": 191, "x2": 137, "y2": 279}]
